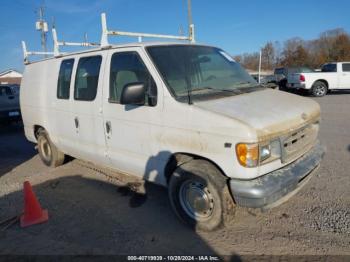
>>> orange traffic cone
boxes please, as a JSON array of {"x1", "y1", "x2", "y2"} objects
[{"x1": 20, "y1": 181, "x2": 48, "y2": 228}]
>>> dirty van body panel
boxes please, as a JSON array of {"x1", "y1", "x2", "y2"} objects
[
  {"x1": 21, "y1": 61, "x2": 52, "y2": 143},
  {"x1": 102, "y1": 47, "x2": 167, "y2": 185},
  {"x1": 50, "y1": 58, "x2": 79, "y2": 156},
  {"x1": 186, "y1": 89, "x2": 321, "y2": 180},
  {"x1": 70, "y1": 52, "x2": 108, "y2": 166},
  {"x1": 154, "y1": 95, "x2": 259, "y2": 180},
  {"x1": 153, "y1": 89, "x2": 324, "y2": 207},
  {"x1": 21, "y1": 59, "x2": 79, "y2": 156},
  {"x1": 194, "y1": 89, "x2": 320, "y2": 141}
]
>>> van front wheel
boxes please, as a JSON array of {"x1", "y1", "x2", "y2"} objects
[
  {"x1": 37, "y1": 129, "x2": 65, "y2": 167},
  {"x1": 168, "y1": 160, "x2": 235, "y2": 231}
]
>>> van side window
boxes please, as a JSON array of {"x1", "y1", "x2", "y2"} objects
[
  {"x1": 109, "y1": 52, "x2": 157, "y2": 106},
  {"x1": 57, "y1": 59, "x2": 74, "y2": 99},
  {"x1": 74, "y1": 56, "x2": 102, "y2": 101},
  {"x1": 342, "y1": 63, "x2": 350, "y2": 72}
]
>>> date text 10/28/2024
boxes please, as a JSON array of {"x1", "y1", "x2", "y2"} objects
[{"x1": 127, "y1": 256, "x2": 220, "y2": 261}]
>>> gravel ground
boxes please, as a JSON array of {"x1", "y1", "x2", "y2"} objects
[{"x1": 0, "y1": 91, "x2": 349, "y2": 257}]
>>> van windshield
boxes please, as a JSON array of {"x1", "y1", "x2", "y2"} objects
[{"x1": 147, "y1": 45, "x2": 260, "y2": 102}]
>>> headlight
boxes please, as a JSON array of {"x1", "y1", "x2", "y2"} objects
[
  {"x1": 259, "y1": 144, "x2": 271, "y2": 162},
  {"x1": 236, "y1": 140, "x2": 281, "y2": 167}
]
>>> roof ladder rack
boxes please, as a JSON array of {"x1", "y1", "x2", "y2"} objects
[
  {"x1": 21, "y1": 10, "x2": 195, "y2": 64},
  {"x1": 100, "y1": 13, "x2": 195, "y2": 47},
  {"x1": 52, "y1": 28, "x2": 100, "y2": 56},
  {"x1": 21, "y1": 41, "x2": 54, "y2": 64}
]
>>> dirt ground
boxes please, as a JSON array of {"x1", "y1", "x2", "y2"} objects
[{"x1": 0, "y1": 91, "x2": 349, "y2": 257}]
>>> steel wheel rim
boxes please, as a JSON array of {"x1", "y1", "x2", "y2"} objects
[
  {"x1": 40, "y1": 138, "x2": 52, "y2": 162},
  {"x1": 179, "y1": 180, "x2": 214, "y2": 221}
]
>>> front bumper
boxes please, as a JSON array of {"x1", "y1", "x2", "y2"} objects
[{"x1": 229, "y1": 142, "x2": 325, "y2": 209}]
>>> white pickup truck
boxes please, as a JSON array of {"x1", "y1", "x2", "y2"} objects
[{"x1": 287, "y1": 62, "x2": 350, "y2": 96}]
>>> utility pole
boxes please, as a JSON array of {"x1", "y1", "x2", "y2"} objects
[
  {"x1": 187, "y1": 0, "x2": 193, "y2": 27},
  {"x1": 35, "y1": 5, "x2": 48, "y2": 57},
  {"x1": 187, "y1": 0, "x2": 195, "y2": 43},
  {"x1": 258, "y1": 49, "x2": 262, "y2": 83}
]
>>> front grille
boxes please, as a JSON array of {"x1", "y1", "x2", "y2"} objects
[{"x1": 281, "y1": 124, "x2": 318, "y2": 163}]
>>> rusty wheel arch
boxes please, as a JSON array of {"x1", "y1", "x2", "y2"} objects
[{"x1": 164, "y1": 152, "x2": 228, "y2": 184}]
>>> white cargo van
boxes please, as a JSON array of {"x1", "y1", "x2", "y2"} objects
[{"x1": 20, "y1": 15, "x2": 325, "y2": 230}]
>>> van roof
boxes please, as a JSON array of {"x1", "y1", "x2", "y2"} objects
[{"x1": 25, "y1": 41, "x2": 211, "y2": 65}]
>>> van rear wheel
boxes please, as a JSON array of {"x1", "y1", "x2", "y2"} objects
[
  {"x1": 168, "y1": 159, "x2": 235, "y2": 231},
  {"x1": 37, "y1": 129, "x2": 65, "y2": 167}
]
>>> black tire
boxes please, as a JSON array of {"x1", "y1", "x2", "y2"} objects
[
  {"x1": 278, "y1": 79, "x2": 287, "y2": 91},
  {"x1": 37, "y1": 129, "x2": 65, "y2": 167},
  {"x1": 168, "y1": 159, "x2": 235, "y2": 231},
  {"x1": 311, "y1": 81, "x2": 328, "y2": 97}
]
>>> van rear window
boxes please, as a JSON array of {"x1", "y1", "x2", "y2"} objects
[
  {"x1": 57, "y1": 59, "x2": 74, "y2": 99},
  {"x1": 74, "y1": 56, "x2": 102, "y2": 101}
]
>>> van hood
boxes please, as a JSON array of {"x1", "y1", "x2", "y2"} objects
[{"x1": 194, "y1": 89, "x2": 320, "y2": 141}]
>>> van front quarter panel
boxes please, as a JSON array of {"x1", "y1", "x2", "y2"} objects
[{"x1": 150, "y1": 95, "x2": 259, "y2": 181}]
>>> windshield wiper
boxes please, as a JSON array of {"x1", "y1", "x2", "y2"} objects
[
  {"x1": 181, "y1": 87, "x2": 244, "y2": 95},
  {"x1": 218, "y1": 85, "x2": 264, "y2": 95},
  {"x1": 179, "y1": 85, "x2": 261, "y2": 102},
  {"x1": 190, "y1": 86, "x2": 215, "y2": 92}
]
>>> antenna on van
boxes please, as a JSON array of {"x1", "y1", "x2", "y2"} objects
[
  {"x1": 21, "y1": 40, "x2": 54, "y2": 64},
  {"x1": 52, "y1": 28, "x2": 100, "y2": 56},
  {"x1": 100, "y1": 12, "x2": 195, "y2": 47}
]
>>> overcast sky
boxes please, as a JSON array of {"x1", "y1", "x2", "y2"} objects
[{"x1": 1, "y1": 0, "x2": 350, "y2": 72}]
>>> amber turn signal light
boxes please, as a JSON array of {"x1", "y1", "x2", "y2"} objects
[{"x1": 236, "y1": 143, "x2": 259, "y2": 167}]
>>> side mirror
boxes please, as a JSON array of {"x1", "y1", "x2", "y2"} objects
[{"x1": 120, "y1": 82, "x2": 145, "y2": 106}]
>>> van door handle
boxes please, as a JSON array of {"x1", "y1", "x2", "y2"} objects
[
  {"x1": 74, "y1": 117, "x2": 79, "y2": 129},
  {"x1": 106, "y1": 121, "x2": 112, "y2": 135}
]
